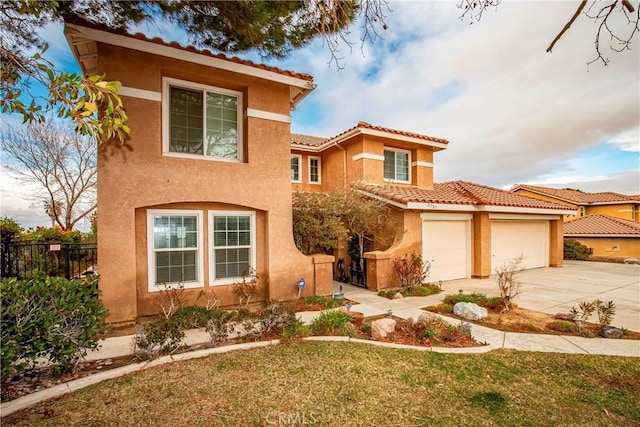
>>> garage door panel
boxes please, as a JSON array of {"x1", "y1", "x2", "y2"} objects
[
  {"x1": 423, "y1": 220, "x2": 470, "y2": 282},
  {"x1": 491, "y1": 221, "x2": 548, "y2": 271}
]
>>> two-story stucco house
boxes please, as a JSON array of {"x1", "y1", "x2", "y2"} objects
[
  {"x1": 65, "y1": 20, "x2": 573, "y2": 323},
  {"x1": 65, "y1": 21, "x2": 336, "y2": 324},
  {"x1": 288, "y1": 123, "x2": 574, "y2": 289}
]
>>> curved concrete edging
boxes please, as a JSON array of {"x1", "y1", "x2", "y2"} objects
[{"x1": 1, "y1": 337, "x2": 492, "y2": 417}]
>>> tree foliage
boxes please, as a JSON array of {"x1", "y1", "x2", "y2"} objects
[
  {"x1": 292, "y1": 187, "x2": 395, "y2": 269},
  {"x1": 1, "y1": 121, "x2": 97, "y2": 230}
]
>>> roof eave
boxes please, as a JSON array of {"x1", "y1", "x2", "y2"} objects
[{"x1": 64, "y1": 23, "x2": 315, "y2": 107}]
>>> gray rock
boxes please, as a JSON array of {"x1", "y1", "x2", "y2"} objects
[
  {"x1": 599, "y1": 326, "x2": 623, "y2": 339},
  {"x1": 453, "y1": 302, "x2": 488, "y2": 321},
  {"x1": 371, "y1": 318, "x2": 397, "y2": 341},
  {"x1": 623, "y1": 258, "x2": 640, "y2": 265}
]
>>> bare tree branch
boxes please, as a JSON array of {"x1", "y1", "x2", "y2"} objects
[
  {"x1": 547, "y1": 0, "x2": 588, "y2": 53},
  {"x1": 1, "y1": 121, "x2": 97, "y2": 230}
]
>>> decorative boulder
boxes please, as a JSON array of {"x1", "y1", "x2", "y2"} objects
[
  {"x1": 409, "y1": 312, "x2": 437, "y2": 327},
  {"x1": 600, "y1": 326, "x2": 623, "y2": 339},
  {"x1": 453, "y1": 302, "x2": 488, "y2": 321},
  {"x1": 623, "y1": 258, "x2": 640, "y2": 265},
  {"x1": 392, "y1": 292, "x2": 404, "y2": 299},
  {"x1": 371, "y1": 318, "x2": 397, "y2": 341}
]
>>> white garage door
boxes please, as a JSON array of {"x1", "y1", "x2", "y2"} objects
[
  {"x1": 422, "y1": 219, "x2": 470, "y2": 282},
  {"x1": 491, "y1": 221, "x2": 548, "y2": 272}
]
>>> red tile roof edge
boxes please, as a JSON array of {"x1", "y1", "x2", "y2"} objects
[
  {"x1": 326, "y1": 122, "x2": 449, "y2": 145},
  {"x1": 564, "y1": 214, "x2": 640, "y2": 236},
  {"x1": 65, "y1": 17, "x2": 314, "y2": 82},
  {"x1": 356, "y1": 181, "x2": 574, "y2": 210},
  {"x1": 512, "y1": 184, "x2": 639, "y2": 204}
]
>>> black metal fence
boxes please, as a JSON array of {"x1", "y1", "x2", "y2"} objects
[{"x1": 1, "y1": 242, "x2": 97, "y2": 280}]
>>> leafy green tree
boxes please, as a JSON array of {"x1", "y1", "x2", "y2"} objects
[
  {"x1": 1, "y1": 0, "x2": 390, "y2": 141},
  {"x1": 0, "y1": 216, "x2": 23, "y2": 243}
]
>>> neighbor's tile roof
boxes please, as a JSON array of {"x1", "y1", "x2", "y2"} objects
[
  {"x1": 291, "y1": 122, "x2": 448, "y2": 149},
  {"x1": 357, "y1": 181, "x2": 574, "y2": 210},
  {"x1": 512, "y1": 184, "x2": 639, "y2": 204},
  {"x1": 291, "y1": 133, "x2": 327, "y2": 147},
  {"x1": 564, "y1": 214, "x2": 640, "y2": 236},
  {"x1": 65, "y1": 18, "x2": 313, "y2": 82},
  {"x1": 334, "y1": 121, "x2": 449, "y2": 145}
]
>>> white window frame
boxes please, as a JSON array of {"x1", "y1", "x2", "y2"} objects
[
  {"x1": 291, "y1": 154, "x2": 302, "y2": 183},
  {"x1": 147, "y1": 209, "x2": 204, "y2": 292},
  {"x1": 308, "y1": 156, "x2": 321, "y2": 184},
  {"x1": 162, "y1": 77, "x2": 244, "y2": 162},
  {"x1": 209, "y1": 210, "x2": 256, "y2": 286},
  {"x1": 383, "y1": 148, "x2": 411, "y2": 184}
]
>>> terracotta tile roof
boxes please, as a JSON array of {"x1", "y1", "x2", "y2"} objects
[
  {"x1": 291, "y1": 133, "x2": 327, "y2": 147},
  {"x1": 356, "y1": 181, "x2": 574, "y2": 210},
  {"x1": 564, "y1": 215, "x2": 640, "y2": 236},
  {"x1": 512, "y1": 184, "x2": 639, "y2": 205},
  {"x1": 65, "y1": 17, "x2": 313, "y2": 82},
  {"x1": 290, "y1": 122, "x2": 448, "y2": 150},
  {"x1": 330, "y1": 121, "x2": 449, "y2": 145}
]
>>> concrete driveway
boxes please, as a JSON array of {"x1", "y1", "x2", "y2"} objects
[{"x1": 442, "y1": 261, "x2": 640, "y2": 332}]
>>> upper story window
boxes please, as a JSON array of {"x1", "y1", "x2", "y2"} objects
[
  {"x1": 163, "y1": 77, "x2": 243, "y2": 162},
  {"x1": 383, "y1": 148, "x2": 410, "y2": 183},
  {"x1": 579, "y1": 206, "x2": 585, "y2": 217},
  {"x1": 309, "y1": 157, "x2": 321, "y2": 184},
  {"x1": 291, "y1": 155, "x2": 302, "y2": 183}
]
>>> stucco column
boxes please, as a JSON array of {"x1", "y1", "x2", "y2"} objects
[
  {"x1": 364, "y1": 251, "x2": 393, "y2": 291},
  {"x1": 549, "y1": 218, "x2": 564, "y2": 267},
  {"x1": 472, "y1": 212, "x2": 492, "y2": 278},
  {"x1": 312, "y1": 254, "x2": 335, "y2": 296}
]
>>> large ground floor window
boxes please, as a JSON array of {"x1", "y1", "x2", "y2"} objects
[{"x1": 147, "y1": 209, "x2": 255, "y2": 291}]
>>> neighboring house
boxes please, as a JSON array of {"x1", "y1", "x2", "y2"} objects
[
  {"x1": 511, "y1": 185, "x2": 640, "y2": 223},
  {"x1": 289, "y1": 124, "x2": 573, "y2": 289},
  {"x1": 564, "y1": 214, "x2": 640, "y2": 261},
  {"x1": 64, "y1": 21, "x2": 573, "y2": 323},
  {"x1": 65, "y1": 21, "x2": 334, "y2": 324}
]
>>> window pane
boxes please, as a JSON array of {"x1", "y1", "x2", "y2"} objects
[
  {"x1": 291, "y1": 156, "x2": 300, "y2": 181},
  {"x1": 396, "y1": 152, "x2": 409, "y2": 181},
  {"x1": 155, "y1": 249, "x2": 197, "y2": 284},
  {"x1": 384, "y1": 151, "x2": 395, "y2": 180},
  {"x1": 205, "y1": 93, "x2": 238, "y2": 159},
  {"x1": 170, "y1": 87, "x2": 203, "y2": 155}
]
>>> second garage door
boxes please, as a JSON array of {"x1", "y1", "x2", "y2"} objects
[
  {"x1": 422, "y1": 217, "x2": 471, "y2": 282},
  {"x1": 491, "y1": 221, "x2": 548, "y2": 272}
]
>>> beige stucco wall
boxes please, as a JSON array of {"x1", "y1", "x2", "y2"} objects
[
  {"x1": 586, "y1": 204, "x2": 639, "y2": 222},
  {"x1": 567, "y1": 237, "x2": 640, "y2": 258},
  {"x1": 96, "y1": 43, "x2": 328, "y2": 324}
]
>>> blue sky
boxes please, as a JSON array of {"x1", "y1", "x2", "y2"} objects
[{"x1": 1, "y1": 1, "x2": 639, "y2": 229}]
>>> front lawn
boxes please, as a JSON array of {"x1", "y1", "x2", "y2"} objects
[{"x1": 4, "y1": 342, "x2": 639, "y2": 426}]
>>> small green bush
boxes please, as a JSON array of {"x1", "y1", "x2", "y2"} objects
[
  {"x1": 564, "y1": 239, "x2": 591, "y2": 261},
  {"x1": 302, "y1": 295, "x2": 342, "y2": 309},
  {"x1": 443, "y1": 292, "x2": 490, "y2": 306},
  {"x1": 549, "y1": 321, "x2": 575, "y2": 333},
  {"x1": 425, "y1": 304, "x2": 454, "y2": 313},
  {"x1": 310, "y1": 310, "x2": 352, "y2": 335},
  {"x1": 1, "y1": 275, "x2": 109, "y2": 381},
  {"x1": 402, "y1": 284, "x2": 441, "y2": 297}
]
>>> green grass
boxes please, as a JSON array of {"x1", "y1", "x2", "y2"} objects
[{"x1": 4, "y1": 342, "x2": 639, "y2": 426}]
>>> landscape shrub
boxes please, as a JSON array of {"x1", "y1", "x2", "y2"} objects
[
  {"x1": 443, "y1": 292, "x2": 490, "y2": 306},
  {"x1": 205, "y1": 310, "x2": 238, "y2": 348},
  {"x1": 1, "y1": 275, "x2": 109, "y2": 381},
  {"x1": 402, "y1": 284, "x2": 441, "y2": 297},
  {"x1": 310, "y1": 310, "x2": 352, "y2": 335},
  {"x1": 549, "y1": 320, "x2": 575, "y2": 333},
  {"x1": 495, "y1": 256, "x2": 525, "y2": 312},
  {"x1": 392, "y1": 252, "x2": 431, "y2": 290},
  {"x1": 133, "y1": 317, "x2": 185, "y2": 360},
  {"x1": 564, "y1": 239, "x2": 591, "y2": 261}
]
